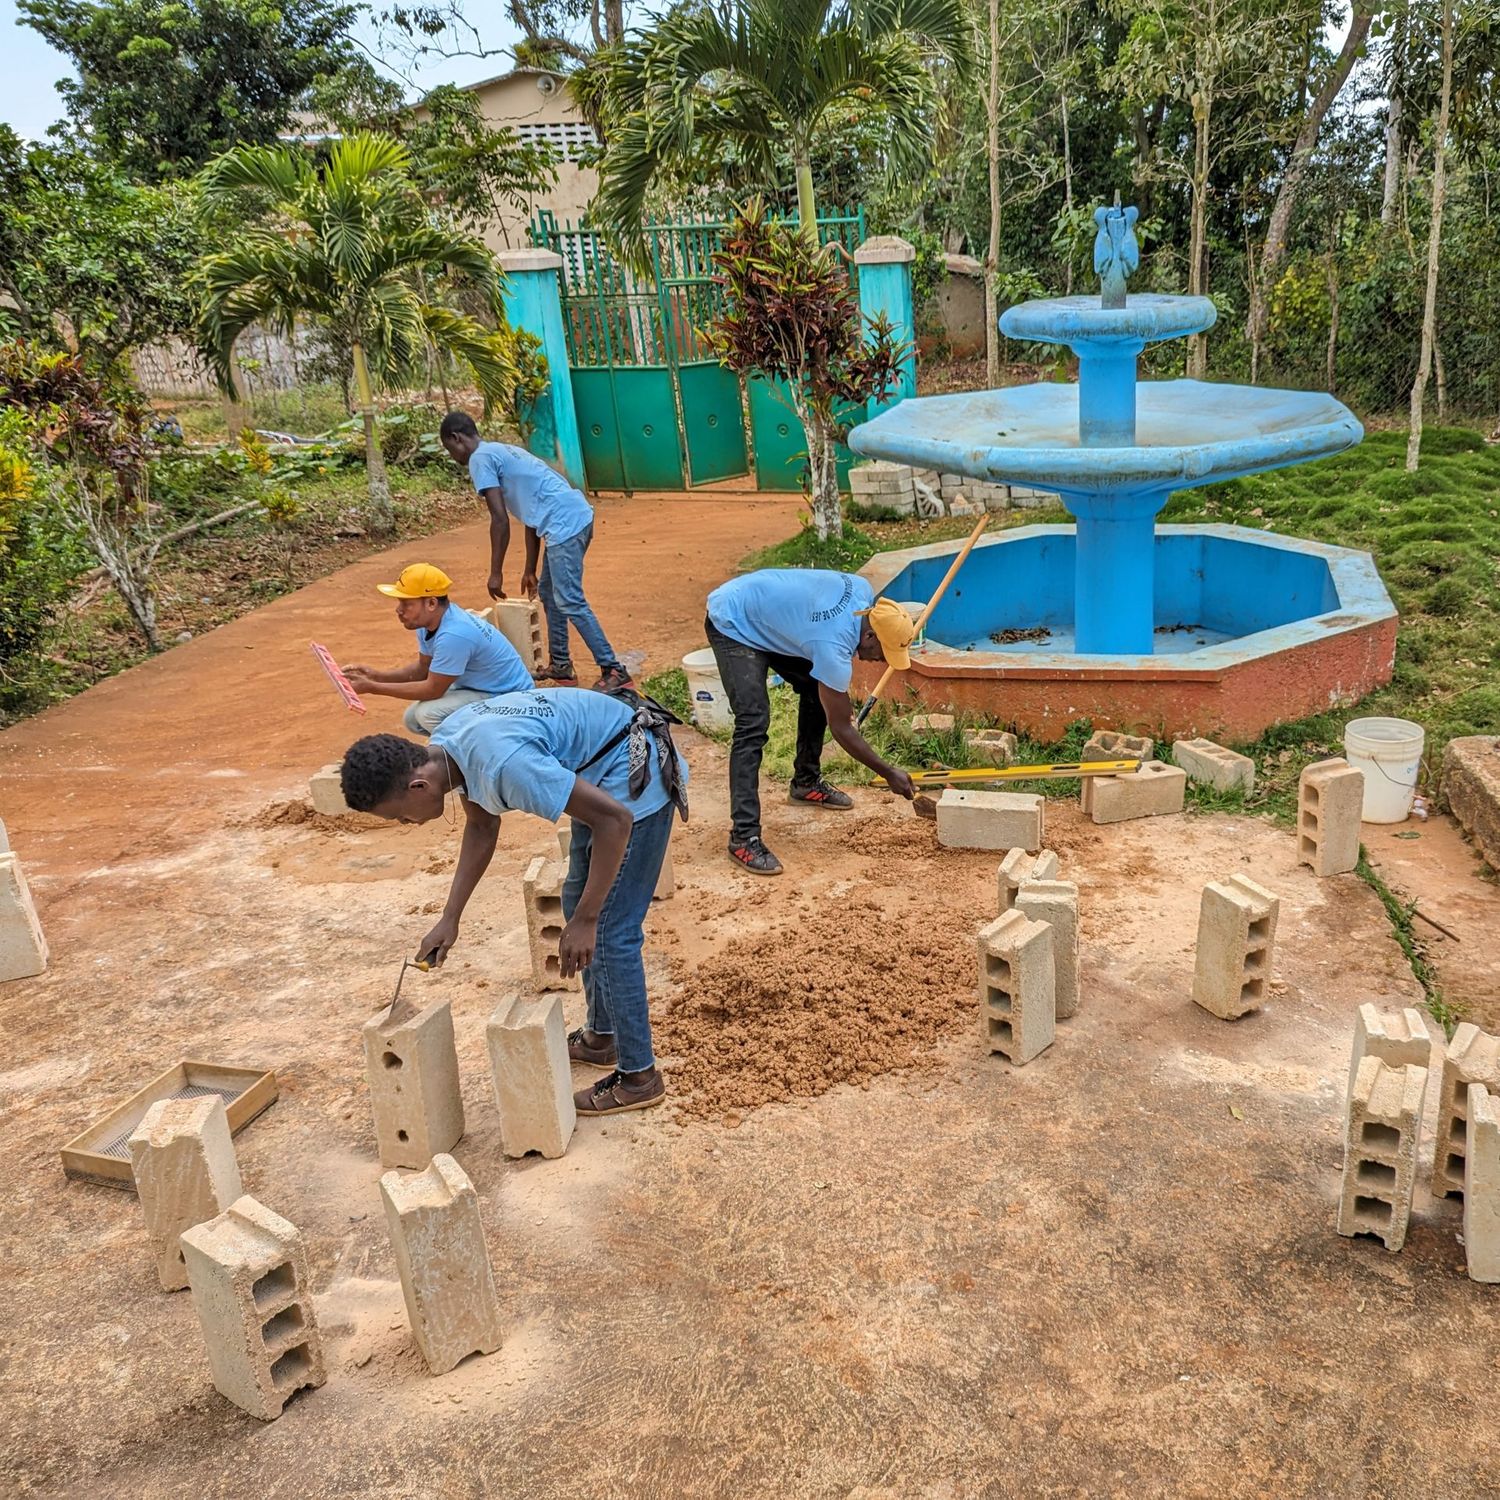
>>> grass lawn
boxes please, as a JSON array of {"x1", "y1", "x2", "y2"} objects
[{"x1": 648, "y1": 426, "x2": 1500, "y2": 827}]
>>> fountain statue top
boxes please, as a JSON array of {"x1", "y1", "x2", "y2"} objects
[{"x1": 1094, "y1": 200, "x2": 1138, "y2": 309}]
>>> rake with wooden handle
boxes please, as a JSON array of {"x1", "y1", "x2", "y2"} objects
[{"x1": 854, "y1": 511, "x2": 990, "y2": 728}]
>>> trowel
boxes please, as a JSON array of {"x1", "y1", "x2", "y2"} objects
[{"x1": 385, "y1": 949, "x2": 441, "y2": 1027}]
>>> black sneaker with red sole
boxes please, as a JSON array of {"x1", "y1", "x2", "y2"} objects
[
  {"x1": 789, "y1": 779, "x2": 854, "y2": 810},
  {"x1": 533, "y1": 663, "x2": 579, "y2": 687},
  {"x1": 728, "y1": 839, "x2": 783, "y2": 875},
  {"x1": 592, "y1": 664, "x2": 636, "y2": 693}
]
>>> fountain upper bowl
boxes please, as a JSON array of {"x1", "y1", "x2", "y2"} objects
[
  {"x1": 999, "y1": 293, "x2": 1217, "y2": 346},
  {"x1": 848, "y1": 378, "x2": 1363, "y2": 498}
]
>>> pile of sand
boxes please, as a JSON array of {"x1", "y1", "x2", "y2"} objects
[{"x1": 244, "y1": 799, "x2": 385, "y2": 835}]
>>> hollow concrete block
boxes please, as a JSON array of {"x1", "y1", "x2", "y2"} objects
[
  {"x1": 1336, "y1": 1056, "x2": 1426, "y2": 1253},
  {"x1": 1432, "y1": 1023, "x2": 1500, "y2": 1199},
  {"x1": 361, "y1": 999, "x2": 465, "y2": 1170},
  {"x1": 0, "y1": 817, "x2": 9, "y2": 852},
  {"x1": 523, "y1": 855, "x2": 581, "y2": 993},
  {"x1": 309, "y1": 764, "x2": 349, "y2": 817},
  {"x1": 1015, "y1": 879, "x2": 1079, "y2": 1020},
  {"x1": 1081, "y1": 729, "x2": 1153, "y2": 763},
  {"x1": 1464, "y1": 1085, "x2": 1500, "y2": 1283},
  {"x1": 937, "y1": 789, "x2": 1043, "y2": 852},
  {"x1": 1173, "y1": 737, "x2": 1256, "y2": 795},
  {"x1": 1190, "y1": 874, "x2": 1279, "y2": 1020},
  {"x1": 996, "y1": 847, "x2": 1059, "y2": 913},
  {"x1": 977, "y1": 908, "x2": 1055, "y2": 1065},
  {"x1": 487, "y1": 994, "x2": 576, "y2": 1159},
  {"x1": 1081, "y1": 761, "x2": 1186, "y2": 825},
  {"x1": 0, "y1": 852, "x2": 47, "y2": 982},
  {"x1": 180, "y1": 1195, "x2": 326, "y2": 1421},
  {"x1": 965, "y1": 729, "x2": 1019, "y2": 768},
  {"x1": 1346, "y1": 1004, "x2": 1434, "y2": 1105},
  {"x1": 556, "y1": 823, "x2": 573, "y2": 862},
  {"x1": 909, "y1": 714, "x2": 956, "y2": 734},
  {"x1": 380, "y1": 1153, "x2": 503, "y2": 1373},
  {"x1": 128, "y1": 1095, "x2": 244, "y2": 1292},
  {"x1": 480, "y1": 598, "x2": 545, "y2": 673},
  {"x1": 1297, "y1": 757, "x2": 1363, "y2": 877}
]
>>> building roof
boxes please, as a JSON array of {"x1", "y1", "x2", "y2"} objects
[{"x1": 438, "y1": 65, "x2": 571, "y2": 99}]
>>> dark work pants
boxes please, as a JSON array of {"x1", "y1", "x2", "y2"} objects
[{"x1": 705, "y1": 614, "x2": 827, "y2": 845}]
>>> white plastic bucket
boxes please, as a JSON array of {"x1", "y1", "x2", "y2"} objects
[
  {"x1": 1343, "y1": 716, "x2": 1425, "y2": 823},
  {"x1": 683, "y1": 648, "x2": 733, "y2": 732}
]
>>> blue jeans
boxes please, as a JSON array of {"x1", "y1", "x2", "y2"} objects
[
  {"x1": 560, "y1": 801, "x2": 674, "y2": 1073},
  {"x1": 539, "y1": 523, "x2": 619, "y2": 672}
]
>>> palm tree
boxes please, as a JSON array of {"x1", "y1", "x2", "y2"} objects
[
  {"x1": 588, "y1": 0, "x2": 973, "y2": 245},
  {"x1": 196, "y1": 133, "x2": 518, "y2": 535}
]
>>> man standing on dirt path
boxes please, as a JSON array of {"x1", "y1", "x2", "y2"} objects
[
  {"x1": 342, "y1": 563, "x2": 533, "y2": 734},
  {"x1": 704, "y1": 569, "x2": 917, "y2": 875},
  {"x1": 339, "y1": 688, "x2": 688, "y2": 1117},
  {"x1": 437, "y1": 412, "x2": 633, "y2": 694}
]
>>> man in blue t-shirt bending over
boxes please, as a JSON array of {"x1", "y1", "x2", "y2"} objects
[
  {"x1": 340, "y1": 688, "x2": 687, "y2": 1116},
  {"x1": 705, "y1": 568, "x2": 917, "y2": 875},
  {"x1": 342, "y1": 562, "x2": 533, "y2": 734},
  {"x1": 438, "y1": 412, "x2": 631, "y2": 693}
]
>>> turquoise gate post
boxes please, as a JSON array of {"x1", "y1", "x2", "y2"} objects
[
  {"x1": 853, "y1": 236, "x2": 916, "y2": 419},
  {"x1": 499, "y1": 248, "x2": 586, "y2": 491}
]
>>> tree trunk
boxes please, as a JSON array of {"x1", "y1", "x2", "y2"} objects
[
  {"x1": 1434, "y1": 334, "x2": 1447, "y2": 424},
  {"x1": 1061, "y1": 86, "x2": 1074, "y2": 297},
  {"x1": 795, "y1": 391, "x2": 841, "y2": 540},
  {"x1": 74, "y1": 501, "x2": 162, "y2": 652},
  {"x1": 1187, "y1": 87, "x2": 1211, "y2": 380},
  {"x1": 985, "y1": 0, "x2": 1003, "y2": 386},
  {"x1": 1381, "y1": 87, "x2": 1403, "y2": 225},
  {"x1": 1249, "y1": 7, "x2": 1373, "y2": 381},
  {"x1": 793, "y1": 150, "x2": 818, "y2": 240},
  {"x1": 353, "y1": 342, "x2": 395, "y2": 534},
  {"x1": 1325, "y1": 254, "x2": 1340, "y2": 394},
  {"x1": 1406, "y1": 0, "x2": 1452, "y2": 471}
]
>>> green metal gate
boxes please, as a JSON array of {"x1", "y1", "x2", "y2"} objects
[{"x1": 530, "y1": 208, "x2": 865, "y2": 493}]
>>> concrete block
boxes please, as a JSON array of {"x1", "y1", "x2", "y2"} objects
[
  {"x1": 1432, "y1": 1023, "x2": 1500, "y2": 1199},
  {"x1": 1081, "y1": 761, "x2": 1186, "y2": 825},
  {"x1": 948, "y1": 497, "x2": 982, "y2": 517},
  {"x1": 1081, "y1": 730, "x2": 1154, "y2": 763},
  {"x1": 1173, "y1": 737, "x2": 1256, "y2": 794},
  {"x1": 977, "y1": 909, "x2": 1055, "y2": 1065},
  {"x1": 379, "y1": 1154, "x2": 503, "y2": 1373},
  {"x1": 128, "y1": 1096, "x2": 244, "y2": 1292},
  {"x1": 1346, "y1": 1004, "x2": 1433, "y2": 1104},
  {"x1": 996, "y1": 847, "x2": 1060, "y2": 912},
  {"x1": 937, "y1": 788, "x2": 1044, "y2": 852},
  {"x1": 361, "y1": 999, "x2": 465, "y2": 1170},
  {"x1": 965, "y1": 729, "x2": 1018, "y2": 767},
  {"x1": 480, "y1": 597, "x2": 545, "y2": 673},
  {"x1": 0, "y1": 817, "x2": 9, "y2": 852},
  {"x1": 486, "y1": 993, "x2": 576, "y2": 1159},
  {"x1": 1297, "y1": 757, "x2": 1363, "y2": 877},
  {"x1": 909, "y1": 713, "x2": 955, "y2": 734},
  {"x1": 1190, "y1": 874, "x2": 1279, "y2": 1020},
  {"x1": 309, "y1": 763, "x2": 349, "y2": 817},
  {"x1": 1464, "y1": 1085, "x2": 1500, "y2": 1282},
  {"x1": 1444, "y1": 736, "x2": 1500, "y2": 872},
  {"x1": 1015, "y1": 878, "x2": 1079, "y2": 1019},
  {"x1": 180, "y1": 1195, "x2": 326, "y2": 1420},
  {"x1": 522, "y1": 855, "x2": 581, "y2": 993},
  {"x1": 0, "y1": 852, "x2": 47, "y2": 982},
  {"x1": 556, "y1": 823, "x2": 573, "y2": 862},
  {"x1": 653, "y1": 838, "x2": 675, "y2": 901},
  {"x1": 1336, "y1": 1056, "x2": 1425, "y2": 1251}
]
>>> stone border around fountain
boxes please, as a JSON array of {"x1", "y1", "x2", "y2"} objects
[{"x1": 857, "y1": 523, "x2": 1397, "y2": 742}]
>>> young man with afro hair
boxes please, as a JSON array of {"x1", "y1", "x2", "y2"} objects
[{"x1": 340, "y1": 687, "x2": 687, "y2": 1115}]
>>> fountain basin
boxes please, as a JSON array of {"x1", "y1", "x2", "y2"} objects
[
  {"x1": 848, "y1": 379, "x2": 1363, "y2": 498},
  {"x1": 858, "y1": 524, "x2": 1397, "y2": 741}
]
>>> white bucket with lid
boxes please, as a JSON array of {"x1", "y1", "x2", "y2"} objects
[
  {"x1": 1343, "y1": 716, "x2": 1424, "y2": 823},
  {"x1": 683, "y1": 648, "x2": 733, "y2": 732}
]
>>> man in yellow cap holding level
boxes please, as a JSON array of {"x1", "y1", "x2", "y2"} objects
[
  {"x1": 341, "y1": 563, "x2": 534, "y2": 734},
  {"x1": 704, "y1": 569, "x2": 917, "y2": 874}
]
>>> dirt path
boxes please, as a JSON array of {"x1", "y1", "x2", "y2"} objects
[{"x1": 4, "y1": 493, "x2": 1500, "y2": 1498}]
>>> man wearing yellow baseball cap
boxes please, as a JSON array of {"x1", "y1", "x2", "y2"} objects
[
  {"x1": 341, "y1": 563, "x2": 533, "y2": 734},
  {"x1": 704, "y1": 569, "x2": 917, "y2": 874}
]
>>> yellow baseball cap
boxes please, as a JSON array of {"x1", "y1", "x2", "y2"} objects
[
  {"x1": 377, "y1": 563, "x2": 454, "y2": 599},
  {"x1": 858, "y1": 597, "x2": 917, "y2": 670}
]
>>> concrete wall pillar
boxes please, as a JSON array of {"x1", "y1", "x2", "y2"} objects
[
  {"x1": 853, "y1": 236, "x2": 916, "y2": 420},
  {"x1": 498, "y1": 248, "x2": 586, "y2": 491}
]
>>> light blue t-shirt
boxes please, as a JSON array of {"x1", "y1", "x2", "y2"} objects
[
  {"x1": 707, "y1": 569, "x2": 874, "y2": 692},
  {"x1": 468, "y1": 441, "x2": 593, "y2": 546},
  {"x1": 431, "y1": 689, "x2": 685, "y2": 824},
  {"x1": 416, "y1": 606, "x2": 533, "y2": 695}
]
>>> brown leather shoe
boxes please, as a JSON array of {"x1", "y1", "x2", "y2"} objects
[
  {"x1": 567, "y1": 1027, "x2": 618, "y2": 1067},
  {"x1": 574, "y1": 1068, "x2": 665, "y2": 1115}
]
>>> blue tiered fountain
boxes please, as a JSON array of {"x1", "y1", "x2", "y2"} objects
[{"x1": 849, "y1": 203, "x2": 1365, "y2": 656}]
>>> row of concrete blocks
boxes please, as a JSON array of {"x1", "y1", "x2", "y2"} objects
[
  {"x1": 1336, "y1": 1009, "x2": 1500, "y2": 1280},
  {"x1": 129, "y1": 1092, "x2": 508, "y2": 1417},
  {"x1": 848, "y1": 461, "x2": 1056, "y2": 517}
]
